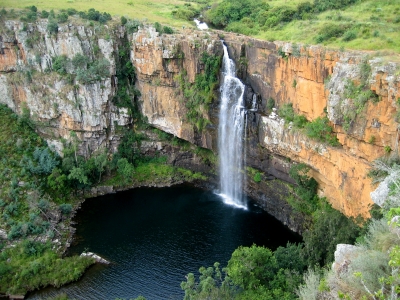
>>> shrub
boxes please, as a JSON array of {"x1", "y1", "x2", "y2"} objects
[
  {"x1": 315, "y1": 23, "x2": 349, "y2": 43},
  {"x1": 296, "y1": 268, "x2": 321, "y2": 300},
  {"x1": 305, "y1": 117, "x2": 340, "y2": 146},
  {"x1": 121, "y1": 16, "x2": 127, "y2": 25},
  {"x1": 59, "y1": 203, "x2": 72, "y2": 215},
  {"x1": 126, "y1": 19, "x2": 141, "y2": 33},
  {"x1": 172, "y1": 6, "x2": 199, "y2": 21},
  {"x1": 57, "y1": 12, "x2": 68, "y2": 23},
  {"x1": 342, "y1": 29, "x2": 357, "y2": 41},
  {"x1": 47, "y1": 19, "x2": 58, "y2": 34},
  {"x1": 226, "y1": 245, "x2": 277, "y2": 290},
  {"x1": 41, "y1": 10, "x2": 49, "y2": 18},
  {"x1": 76, "y1": 59, "x2": 110, "y2": 84},
  {"x1": 266, "y1": 97, "x2": 275, "y2": 112},
  {"x1": 66, "y1": 8, "x2": 77, "y2": 16},
  {"x1": 52, "y1": 55, "x2": 68, "y2": 75},
  {"x1": 163, "y1": 26, "x2": 174, "y2": 34},
  {"x1": 253, "y1": 172, "x2": 262, "y2": 182},
  {"x1": 289, "y1": 163, "x2": 319, "y2": 215},
  {"x1": 314, "y1": 0, "x2": 358, "y2": 12},
  {"x1": 71, "y1": 53, "x2": 87, "y2": 69},
  {"x1": 303, "y1": 201, "x2": 361, "y2": 266},
  {"x1": 278, "y1": 103, "x2": 295, "y2": 122},
  {"x1": 27, "y1": 147, "x2": 59, "y2": 175},
  {"x1": 293, "y1": 114, "x2": 308, "y2": 128}
]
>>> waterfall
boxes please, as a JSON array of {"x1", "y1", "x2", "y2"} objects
[
  {"x1": 218, "y1": 43, "x2": 247, "y2": 209},
  {"x1": 250, "y1": 94, "x2": 258, "y2": 112}
]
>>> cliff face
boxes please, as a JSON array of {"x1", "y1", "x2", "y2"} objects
[
  {"x1": 222, "y1": 35, "x2": 399, "y2": 219},
  {"x1": 0, "y1": 20, "x2": 130, "y2": 154},
  {"x1": 1, "y1": 19, "x2": 399, "y2": 228},
  {"x1": 129, "y1": 27, "x2": 221, "y2": 148}
]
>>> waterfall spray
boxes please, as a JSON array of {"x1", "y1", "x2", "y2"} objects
[{"x1": 218, "y1": 43, "x2": 247, "y2": 209}]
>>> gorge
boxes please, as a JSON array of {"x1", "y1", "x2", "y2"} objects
[{"x1": 0, "y1": 7, "x2": 400, "y2": 298}]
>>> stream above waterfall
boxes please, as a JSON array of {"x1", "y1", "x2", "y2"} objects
[{"x1": 27, "y1": 185, "x2": 300, "y2": 300}]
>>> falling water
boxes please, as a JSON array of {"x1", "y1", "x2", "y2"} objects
[{"x1": 218, "y1": 43, "x2": 247, "y2": 209}]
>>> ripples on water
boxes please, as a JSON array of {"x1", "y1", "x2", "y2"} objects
[{"x1": 28, "y1": 185, "x2": 300, "y2": 300}]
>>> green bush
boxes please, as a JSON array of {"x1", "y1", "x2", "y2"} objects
[
  {"x1": 47, "y1": 19, "x2": 58, "y2": 33},
  {"x1": 303, "y1": 201, "x2": 361, "y2": 266},
  {"x1": 57, "y1": 12, "x2": 68, "y2": 23},
  {"x1": 52, "y1": 55, "x2": 68, "y2": 75},
  {"x1": 59, "y1": 203, "x2": 72, "y2": 215},
  {"x1": 288, "y1": 163, "x2": 319, "y2": 215},
  {"x1": 316, "y1": 23, "x2": 349, "y2": 43},
  {"x1": 253, "y1": 172, "x2": 262, "y2": 182},
  {"x1": 305, "y1": 117, "x2": 339, "y2": 146},
  {"x1": 205, "y1": 0, "x2": 270, "y2": 28},
  {"x1": 178, "y1": 52, "x2": 221, "y2": 132},
  {"x1": 342, "y1": 29, "x2": 357, "y2": 41},
  {"x1": 41, "y1": 10, "x2": 49, "y2": 18},
  {"x1": 278, "y1": 103, "x2": 295, "y2": 122},
  {"x1": 76, "y1": 59, "x2": 110, "y2": 84},
  {"x1": 71, "y1": 53, "x2": 87, "y2": 69},
  {"x1": 313, "y1": 0, "x2": 358, "y2": 12},
  {"x1": 266, "y1": 97, "x2": 275, "y2": 112},
  {"x1": 172, "y1": 6, "x2": 199, "y2": 21}
]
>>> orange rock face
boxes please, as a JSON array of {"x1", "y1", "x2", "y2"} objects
[
  {"x1": 223, "y1": 34, "x2": 400, "y2": 218},
  {"x1": 131, "y1": 27, "x2": 222, "y2": 148}
]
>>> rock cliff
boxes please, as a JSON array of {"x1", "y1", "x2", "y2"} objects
[
  {"x1": 223, "y1": 35, "x2": 399, "y2": 219},
  {"x1": 1, "y1": 18, "x2": 399, "y2": 229}
]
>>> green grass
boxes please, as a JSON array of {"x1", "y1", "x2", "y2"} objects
[
  {"x1": 104, "y1": 160, "x2": 206, "y2": 187},
  {"x1": 0, "y1": 241, "x2": 94, "y2": 295},
  {"x1": 2, "y1": 0, "x2": 400, "y2": 52},
  {"x1": 254, "y1": 0, "x2": 400, "y2": 53},
  {"x1": 0, "y1": 0, "x2": 201, "y2": 28}
]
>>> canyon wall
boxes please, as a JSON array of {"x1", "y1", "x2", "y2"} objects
[
  {"x1": 1, "y1": 18, "x2": 399, "y2": 230},
  {"x1": 223, "y1": 35, "x2": 399, "y2": 219}
]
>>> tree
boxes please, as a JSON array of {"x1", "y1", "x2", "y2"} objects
[
  {"x1": 68, "y1": 167, "x2": 89, "y2": 187},
  {"x1": 226, "y1": 245, "x2": 278, "y2": 290},
  {"x1": 117, "y1": 158, "x2": 134, "y2": 184},
  {"x1": 94, "y1": 152, "x2": 108, "y2": 183},
  {"x1": 121, "y1": 16, "x2": 127, "y2": 25}
]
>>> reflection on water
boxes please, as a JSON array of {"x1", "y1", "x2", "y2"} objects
[{"x1": 28, "y1": 185, "x2": 300, "y2": 300}]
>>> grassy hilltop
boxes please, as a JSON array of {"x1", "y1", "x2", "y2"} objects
[{"x1": 1, "y1": 0, "x2": 400, "y2": 53}]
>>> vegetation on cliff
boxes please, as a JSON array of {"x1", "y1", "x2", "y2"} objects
[
  {"x1": 177, "y1": 51, "x2": 221, "y2": 132},
  {"x1": 0, "y1": 104, "x2": 95, "y2": 295}
]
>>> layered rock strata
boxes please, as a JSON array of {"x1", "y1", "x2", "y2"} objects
[{"x1": 1, "y1": 19, "x2": 399, "y2": 227}]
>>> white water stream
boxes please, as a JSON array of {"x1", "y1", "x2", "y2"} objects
[
  {"x1": 217, "y1": 43, "x2": 247, "y2": 209},
  {"x1": 194, "y1": 18, "x2": 209, "y2": 30}
]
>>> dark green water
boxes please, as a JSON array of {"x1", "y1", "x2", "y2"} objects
[{"x1": 28, "y1": 185, "x2": 300, "y2": 300}]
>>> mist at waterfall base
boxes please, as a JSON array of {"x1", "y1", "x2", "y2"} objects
[
  {"x1": 218, "y1": 43, "x2": 247, "y2": 209},
  {"x1": 28, "y1": 185, "x2": 300, "y2": 300}
]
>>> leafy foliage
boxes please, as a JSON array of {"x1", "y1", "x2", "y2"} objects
[
  {"x1": 205, "y1": 0, "x2": 359, "y2": 36},
  {"x1": 178, "y1": 52, "x2": 221, "y2": 132},
  {"x1": 305, "y1": 116, "x2": 340, "y2": 146},
  {"x1": 288, "y1": 163, "x2": 319, "y2": 215},
  {"x1": 0, "y1": 241, "x2": 94, "y2": 295},
  {"x1": 303, "y1": 201, "x2": 361, "y2": 266},
  {"x1": 76, "y1": 58, "x2": 110, "y2": 83},
  {"x1": 154, "y1": 22, "x2": 174, "y2": 34},
  {"x1": 181, "y1": 244, "x2": 305, "y2": 299}
]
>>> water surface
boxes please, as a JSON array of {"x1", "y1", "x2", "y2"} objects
[{"x1": 28, "y1": 185, "x2": 300, "y2": 300}]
